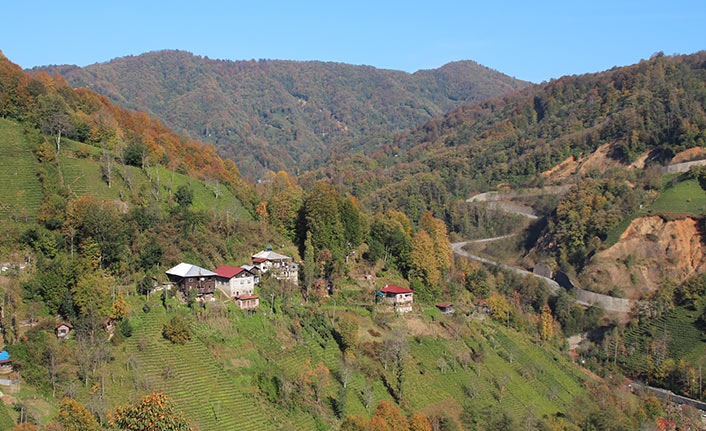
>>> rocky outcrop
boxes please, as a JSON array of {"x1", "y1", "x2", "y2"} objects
[{"x1": 582, "y1": 216, "x2": 706, "y2": 293}]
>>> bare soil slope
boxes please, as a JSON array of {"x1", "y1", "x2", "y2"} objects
[{"x1": 581, "y1": 216, "x2": 706, "y2": 296}]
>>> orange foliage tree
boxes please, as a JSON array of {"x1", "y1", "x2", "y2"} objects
[{"x1": 108, "y1": 392, "x2": 193, "y2": 431}]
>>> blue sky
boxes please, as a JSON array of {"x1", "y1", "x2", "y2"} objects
[{"x1": 2, "y1": 0, "x2": 705, "y2": 83}]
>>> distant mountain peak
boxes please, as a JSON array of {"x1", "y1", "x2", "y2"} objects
[{"x1": 33, "y1": 50, "x2": 530, "y2": 179}]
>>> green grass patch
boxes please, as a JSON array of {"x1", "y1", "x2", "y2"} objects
[
  {"x1": 0, "y1": 118, "x2": 43, "y2": 220},
  {"x1": 0, "y1": 117, "x2": 250, "y2": 221}
]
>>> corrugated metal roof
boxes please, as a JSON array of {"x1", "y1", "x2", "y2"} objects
[
  {"x1": 165, "y1": 263, "x2": 217, "y2": 278},
  {"x1": 252, "y1": 250, "x2": 292, "y2": 261}
]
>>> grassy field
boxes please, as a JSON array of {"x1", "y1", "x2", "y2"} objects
[
  {"x1": 115, "y1": 305, "x2": 274, "y2": 431},
  {"x1": 620, "y1": 306, "x2": 706, "y2": 376},
  {"x1": 0, "y1": 118, "x2": 250, "y2": 221},
  {"x1": 0, "y1": 404, "x2": 14, "y2": 431},
  {"x1": 189, "y1": 301, "x2": 585, "y2": 428},
  {"x1": 0, "y1": 118, "x2": 43, "y2": 221}
]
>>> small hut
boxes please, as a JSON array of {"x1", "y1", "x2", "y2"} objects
[
  {"x1": 55, "y1": 322, "x2": 73, "y2": 340},
  {"x1": 436, "y1": 302, "x2": 455, "y2": 314}
]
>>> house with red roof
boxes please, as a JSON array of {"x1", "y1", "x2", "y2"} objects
[
  {"x1": 214, "y1": 265, "x2": 258, "y2": 309},
  {"x1": 55, "y1": 322, "x2": 73, "y2": 340},
  {"x1": 436, "y1": 302, "x2": 454, "y2": 314},
  {"x1": 380, "y1": 284, "x2": 414, "y2": 313}
]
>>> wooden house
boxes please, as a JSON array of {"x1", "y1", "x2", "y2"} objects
[
  {"x1": 55, "y1": 322, "x2": 73, "y2": 340},
  {"x1": 252, "y1": 248, "x2": 298, "y2": 285},
  {"x1": 380, "y1": 285, "x2": 414, "y2": 313},
  {"x1": 214, "y1": 265, "x2": 256, "y2": 299},
  {"x1": 165, "y1": 263, "x2": 217, "y2": 297}
]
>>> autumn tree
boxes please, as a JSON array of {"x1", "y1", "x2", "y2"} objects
[
  {"x1": 409, "y1": 230, "x2": 440, "y2": 288},
  {"x1": 371, "y1": 401, "x2": 409, "y2": 431},
  {"x1": 109, "y1": 392, "x2": 193, "y2": 431},
  {"x1": 418, "y1": 211, "x2": 451, "y2": 275},
  {"x1": 110, "y1": 296, "x2": 127, "y2": 321},
  {"x1": 409, "y1": 414, "x2": 432, "y2": 431},
  {"x1": 56, "y1": 397, "x2": 101, "y2": 431},
  {"x1": 540, "y1": 304, "x2": 554, "y2": 341}
]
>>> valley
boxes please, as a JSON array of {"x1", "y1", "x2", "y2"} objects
[{"x1": 1, "y1": 45, "x2": 706, "y2": 431}]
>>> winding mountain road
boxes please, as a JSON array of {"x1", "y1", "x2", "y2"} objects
[{"x1": 452, "y1": 240, "x2": 635, "y2": 313}]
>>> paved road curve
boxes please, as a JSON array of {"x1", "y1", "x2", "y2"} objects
[{"x1": 451, "y1": 241, "x2": 634, "y2": 313}]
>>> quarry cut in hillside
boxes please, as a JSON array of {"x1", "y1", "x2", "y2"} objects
[{"x1": 582, "y1": 216, "x2": 706, "y2": 295}]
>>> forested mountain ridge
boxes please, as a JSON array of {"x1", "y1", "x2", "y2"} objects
[
  {"x1": 33, "y1": 50, "x2": 530, "y2": 178},
  {"x1": 302, "y1": 52, "x2": 706, "y2": 217}
]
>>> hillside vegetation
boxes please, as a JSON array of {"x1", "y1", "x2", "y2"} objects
[
  {"x1": 0, "y1": 50, "x2": 253, "y2": 208},
  {"x1": 34, "y1": 50, "x2": 530, "y2": 178},
  {"x1": 0, "y1": 118, "x2": 248, "y2": 223}
]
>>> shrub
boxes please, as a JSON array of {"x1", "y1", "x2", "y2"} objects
[
  {"x1": 162, "y1": 316, "x2": 191, "y2": 345},
  {"x1": 119, "y1": 319, "x2": 133, "y2": 338}
]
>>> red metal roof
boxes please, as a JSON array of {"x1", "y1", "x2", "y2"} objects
[
  {"x1": 436, "y1": 302, "x2": 452, "y2": 308},
  {"x1": 381, "y1": 285, "x2": 414, "y2": 294},
  {"x1": 55, "y1": 322, "x2": 73, "y2": 329},
  {"x1": 238, "y1": 294, "x2": 259, "y2": 300},
  {"x1": 252, "y1": 258, "x2": 267, "y2": 263},
  {"x1": 214, "y1": 265, "x2": 245, "y2": 278}
]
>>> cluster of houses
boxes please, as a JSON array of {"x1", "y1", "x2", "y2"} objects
[{"x1": 164, "y1": 247, "x2": 298, "y2": 310}]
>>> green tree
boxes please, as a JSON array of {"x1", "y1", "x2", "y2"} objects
[
  {"x1": 37, "y1": 93, "x2": 73, "y2": 153},
  {"x1": 175, "y1": 185, "x2": 194, "y2": 208},
  {"x1": 692, "y1": 165, "x2": 706, "y2": 192},
  {"x1": 72, "y1": 271, "x2": 112, "y2": 336},
  {"x1": 335, "y1": 314, "x2": 359, "y2": 353},
  {"x1": 300, "y1": 231, "x2": 317, "y2": 303},
  {"x1": 162, "y1": 316, "x2": 192, "y2": 345},
  {"x1": 301, "y1": 181, "x2": 345, "y2": 260},
  {"x1": 367, "y1": 212, "x2": 411, "y2": 274},
  {"x1": 340, "y1": 196, "x2": 366, "y2": 251}
]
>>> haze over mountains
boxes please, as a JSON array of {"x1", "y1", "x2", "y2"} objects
[{"x1": 34, "y1": 50, "x2": 530, "y2": 178}]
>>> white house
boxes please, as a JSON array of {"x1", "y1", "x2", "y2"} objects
[
  {"x1": 380, "y1": 285, "x2": 415, "y2": 313},
  {"x1": 252, "y1": 248, "x2": 298, "y2": 285},
  {"x1": 214, "y1": 265, "x2": 256, "y2": 299}
]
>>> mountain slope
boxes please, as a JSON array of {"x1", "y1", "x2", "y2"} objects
[
  {"x1": 34, "y1": 50, "x2": 530, "y2": 178},
  {"x1": 301, "y1": 52, "x2": 706, "y2": 217}
]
